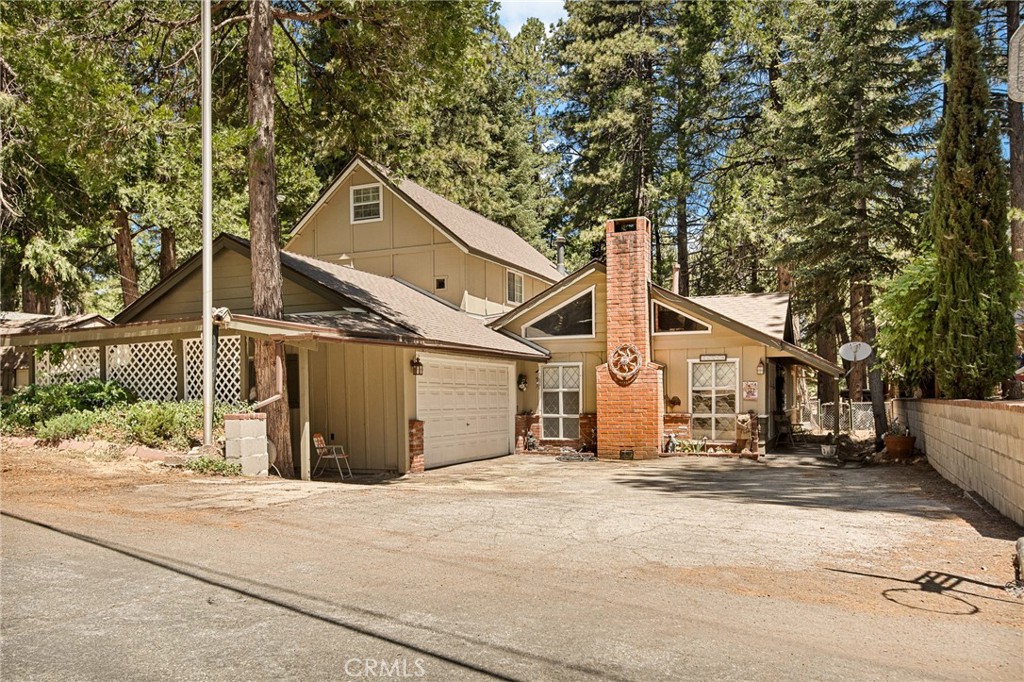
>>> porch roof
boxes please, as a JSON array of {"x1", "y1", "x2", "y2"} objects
[{"x1": 0, "y1": 310, "x2": 547, "y2": 362}]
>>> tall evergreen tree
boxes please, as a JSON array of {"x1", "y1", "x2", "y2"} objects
[
  {"x1": 930, "y1": 0, "x2": 1019, "y2": 399},
  {"x1": 771, "y1": 0, "x2": 935, "y2": 440}
]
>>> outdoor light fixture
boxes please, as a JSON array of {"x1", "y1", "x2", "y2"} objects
[
  {"x1": 410, "y1": 357, "x2": 424, "y2": 376},
  {"x1": 517, "y1": 373, "x2": 528, "y2": 391},
  {"x1": 756, "y1": 359, "x2": 765, "y2": 375}
]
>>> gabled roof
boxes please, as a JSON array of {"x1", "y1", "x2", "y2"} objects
[
  {"x1": 115, "y1": 235, "x2": 546, "y2": 361},
  {"x1": 487, "y1": 260, "x2": 605, "y2": 330},
  {"x1": 677, "y1": 293, "x2": 792, "y2": 343},
  {"x1": 287, "y1": 155, "x2": 562, "y2": 283},
  {"x1": 650, "y1": 285, "x2": 840, "y2": 376}
]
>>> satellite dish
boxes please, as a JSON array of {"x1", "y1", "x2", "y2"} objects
[{"x1": 839, "y1": 341, "x2": 872, "y2": 363}]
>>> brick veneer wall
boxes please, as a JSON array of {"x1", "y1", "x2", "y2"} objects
[
  {"x1": 517, "y1": 413, "x2": 596, "y2": 453},
  {"x1": 596, "y1": 217, "x2": 664, "y2": 460},
  {"x1": 893, "y1": 399, "x2": 1024, "y2": 525},
  {"x1": 664, "y1": 413, "x2": 690, "y2": 442},
  {"x1": 408, "y1": 419, "x2": 424, "y2": 473}
]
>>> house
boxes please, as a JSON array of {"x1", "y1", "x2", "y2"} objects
[
  {"x1": 0, "y1": 156, "x2": 840, "y2": 476},
  {"x1": 0, "y1": 312, "x2": 112, "y2": 394}
]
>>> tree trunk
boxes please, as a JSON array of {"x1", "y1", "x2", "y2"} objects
[
  {"x1": 248, "y1": 0, "x2": 293, "y2": 477},
  {"x1": 159, "y1": 225, "x2": 177, "y2": 279},
  {"x1": 21, "y1": 285, "x2": 51, "y2": 314},
  {"x1": 815, "y1": 299, "x2": 838, "y2": 405},
  {"x1": 863, "y1": 292, "x2": 888, "y2": 447},
  {"x1": 1009, "y1": 0, "x2": 1024, "y2": 261},
  {"x1": 113, "y1": 207, "x2": 140, "y2": 307},
  {"x1": 676, "y1": 172, "x2": 690, "y2": 296}
]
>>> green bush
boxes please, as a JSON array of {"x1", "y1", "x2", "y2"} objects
[
  {"x1": 185, "y1": 456, "x2": 241, "y2": 476},
  {"x1": 1, "y1": 379, "x2": 134, "y2": 429},
  {"x1": 36, "y1": 411, "x2": 99, "y2": 441}
]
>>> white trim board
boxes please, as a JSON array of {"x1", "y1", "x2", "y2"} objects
[{"x1": 519, "y1": 285, "x2": 597, "y2": 341}]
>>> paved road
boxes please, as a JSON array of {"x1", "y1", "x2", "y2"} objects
[{"x1": 2, "y1": 449, "x2": 1021, "y2": 681}]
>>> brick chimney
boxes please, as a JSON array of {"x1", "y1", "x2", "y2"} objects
[{"x1": 596, "y1": 217, "x2": 664, "y2": 459}]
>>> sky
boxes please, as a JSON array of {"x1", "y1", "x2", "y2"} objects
[{"x1": 497, "y1": 0, "x2": 567, "y2": 36}]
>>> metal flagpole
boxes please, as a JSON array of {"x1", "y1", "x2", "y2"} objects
[{"x1": 201, "y1": 0, "x2": 214, "y2": 445}]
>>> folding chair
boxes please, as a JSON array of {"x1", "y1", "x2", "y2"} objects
[{"x1": 312, "y1": 433, "x2": 352, "y2": 480}]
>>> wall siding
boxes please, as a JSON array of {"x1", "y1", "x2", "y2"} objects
[
  {"x1": 302, "y1": 343, "x2": 409, "y2": 473},
  {"x1": 285, "y1": 165, "x2": 550, "y2": 312},
  {"x1": 135, "y1": 249, "x2": 335, "y2": 321}
]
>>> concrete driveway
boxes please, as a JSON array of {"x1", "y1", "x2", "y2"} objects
[{"x1": 1, "y1": 445, "x2": 1021, "y2": 681}]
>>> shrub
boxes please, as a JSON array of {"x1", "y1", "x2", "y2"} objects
[
  {"x1": 36, "y1": 411, "x2": 99, "y2": 441},
  {"x1": 185, "y1": 456, "x2": 241, "y2": 476},
  {"x1": 1, "y1": 379, "x2": 134, "y2": 429}
]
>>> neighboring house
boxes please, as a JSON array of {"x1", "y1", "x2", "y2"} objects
[
  {"x1": 0, "y1": 312, "x2": 112, "y2": 395},
  {"x1": 0, "y1": 157, "x2": 839, "y2": 476}
]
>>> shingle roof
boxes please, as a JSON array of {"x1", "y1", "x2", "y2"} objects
[
  {"x1": 291, "y1": 156, "x2": 562, "y2": 283},
  {"x1": 687, "y1": 293, "x2": 791, "y2": 341},
  {"x1": 0, "y1": 312, "x2": 112, "y2": 335},
  {"x1": 277, "y1": 245, "x2": 545, "y2": 358},
  {"x1": 390, "y1": 174, "x2": 563, "y2": 283}
]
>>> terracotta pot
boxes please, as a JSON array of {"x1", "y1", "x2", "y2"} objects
[{"x1": 885, "y1": 435, "x2": 916, "y2": 459}]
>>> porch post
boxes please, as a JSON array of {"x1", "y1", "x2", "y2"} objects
[
  {"x1": 172, "y1": 339, "x2": 185, "y2": 400},
  {"x1": 98, "y1": 345, "x2": 108, "y2": 381},
  {"x1": 298, "y1": 346, "x2": 311, "y2": 481}
]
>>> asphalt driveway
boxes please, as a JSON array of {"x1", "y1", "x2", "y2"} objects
[{"x1": 1, "y1": 445, "x2": 1021, "y2": 681}]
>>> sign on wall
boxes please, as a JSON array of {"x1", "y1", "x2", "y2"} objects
[
  {"x1": 700, "y1": 354, "x2": 727, "y2": 362},
  {"x1": 743, "y1": 381, "x2": 759, "y2": 401}
]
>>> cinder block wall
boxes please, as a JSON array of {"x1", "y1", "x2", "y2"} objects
[{"x1": 893, "y1": 399, "x2": 1024, "y2": 526}]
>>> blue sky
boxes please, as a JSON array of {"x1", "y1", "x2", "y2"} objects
[{"x1": 497, "y1": 0, "x2": 567, "y2": 35}]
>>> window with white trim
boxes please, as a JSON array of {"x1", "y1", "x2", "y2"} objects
[
  {"x1": 653, "y1": 303, "x2": 710, "y2": 334},
  {"x1": 540, "y1": 364, "x2": 581, "y2": 440},
  {"x1": 523, "y1": 289, "x2": 594, "y2": 339},
  {"x1": 507, "y1": 270, "x2": 524, "y2": 304},
  {"x1": 689, "y1": 359, "x2": 738, "y2": 441},
  {"x1": 350, "y1": 183, "x2": 382, "y2": 223}
]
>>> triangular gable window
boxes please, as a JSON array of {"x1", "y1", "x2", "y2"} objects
[
  {"x1": 524, "y1": 290, "x2": 594, "y2": 338},
  {"x1": 654, "y1": 303, "x2": 710, "y2": 334}
]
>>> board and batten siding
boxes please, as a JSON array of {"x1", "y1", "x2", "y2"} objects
[
  {"x1": 133, "y1": 249, "x2": 335, "y2": 321},
  {"x1": 506, "y1": 273, "x2": 607, "y2": 414},
  {"x1": 652, "y1": 326, "x2": 770, "y2": 417},
  {"x1": 284, "y1": 166, "x2": 547, "y2": 315},
  {"x1": 306, "y1": 342, "x2": 413, "y2": 472}
]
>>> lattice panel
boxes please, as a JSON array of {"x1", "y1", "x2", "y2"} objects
[
  {"x1": 35, "y1": 347, "x2": 101, "y2": 385},
  {"x1": 107, "y1": 341, "x2": 177, "y2": 401},
  {"x1": 185, "y1": 336, "x2": 242, "y2": 404}
]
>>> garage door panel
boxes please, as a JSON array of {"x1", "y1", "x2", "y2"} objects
[{"x1": 416, "y1": 356, "x2": 512, "y2": 468}]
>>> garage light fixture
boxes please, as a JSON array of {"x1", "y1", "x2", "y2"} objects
[
  {"x1": 756, "y1": 359, "x2": 765, "y2": 375},
  {"x1": 410, "y1": 357, "x2": 424, "y2": 376}
]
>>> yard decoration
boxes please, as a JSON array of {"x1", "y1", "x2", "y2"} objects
[{"x1": 884, "y1": 417, "x2": 916, "y2": 459}]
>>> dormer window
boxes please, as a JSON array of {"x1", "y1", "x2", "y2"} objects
[
  {"x1": 507, "y1": 270, "x2": 524, "y2": 304},
  {"x1": 350, "y1": 183, "x2": 382, "y2": 223}
]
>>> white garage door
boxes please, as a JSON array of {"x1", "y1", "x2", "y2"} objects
[{"x1": 416, "y1": 355, "x2": 514, "y2": 468}]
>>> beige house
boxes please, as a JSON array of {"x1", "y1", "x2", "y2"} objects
[{"x1": 1, "y1": 157, "x2": 839, "y2": 475}]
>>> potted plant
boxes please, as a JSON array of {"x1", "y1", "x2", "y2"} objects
[{"x1": 884, "y1": 418, "x2": 916, "y2": 459}]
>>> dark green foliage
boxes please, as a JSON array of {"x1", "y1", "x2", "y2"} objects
[
  {"x1": 875, "y1": 254, "x2": 939, "y2": 391},
  {"x1": 929, "y1": 1, "x2": 1020, "y2": 399},
  {"x1": 1, "y1": 379, "x2": 134, "y2": 428}
]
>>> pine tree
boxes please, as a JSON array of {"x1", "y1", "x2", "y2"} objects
[
  {"x1": 930, "y1": 0, "x2": 1019, "y2": 399},
  {"x1": 553, "y1": 0, "x2": 670, "y2": 268}
]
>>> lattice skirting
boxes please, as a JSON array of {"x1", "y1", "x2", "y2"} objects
[
  {"x1": 185, "y1": 335, "x2": 242, "y2": 404},
  {"x1": 35, "y1": 347, "x2": 101, "y2": 385},
  {"x1": 107, "y1": 341, "x2": 177, "y2": 401}
]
